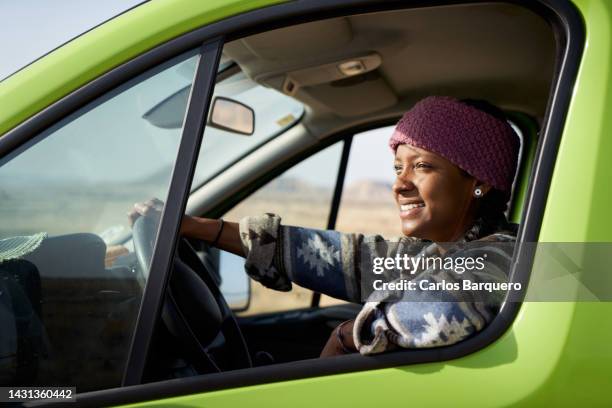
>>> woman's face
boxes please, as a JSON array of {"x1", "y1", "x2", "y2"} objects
[{"x1": 392, "y1": 144, "x2": 478, "y2": 242}]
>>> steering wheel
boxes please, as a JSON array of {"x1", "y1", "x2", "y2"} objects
[{"x1": 132, "y1": 214, "x2": 252, "y2": 373}]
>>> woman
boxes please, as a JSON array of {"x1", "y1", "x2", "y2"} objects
[{"x1": 131, "y1": 96, "x2": 519, "y2": 357}]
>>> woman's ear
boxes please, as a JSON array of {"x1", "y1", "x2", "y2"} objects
[{"x1": 472, "y1": 182, "x2": 492, "y2": 198}]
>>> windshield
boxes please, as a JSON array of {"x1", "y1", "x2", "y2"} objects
[
  {"x1": 0, "y1": 52, "x2": 199, "y2": 248},
  {"x1": 0, "y1": 0, "x2": 147, "y2": 80},
  {"x1": 0, "y1": 49, "x2": 303, "y2": 247}
]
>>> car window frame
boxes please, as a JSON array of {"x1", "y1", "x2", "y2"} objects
[
  {"x1": 0, "y1": 0, "x2": 584, "y2": 405},
  {"x1": 310, "y1": 135, "x2": 353, "y2": 307},
  {"x1": 142, "y1": 0, "x2": 583, "y2": 399},
  {"x1": 122, "y1": 39, "x2": 223, "y2": 386}
]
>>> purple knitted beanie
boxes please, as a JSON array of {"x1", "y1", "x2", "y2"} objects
[{"x1": 389, "y1": 96, "x2": 519, "y2": 192}]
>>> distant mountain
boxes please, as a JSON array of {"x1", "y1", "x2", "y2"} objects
[
  {"x1": 250, "y1": 178, "x2": 394, "y2": 204},
  {"x1": 342, "y1": 180, "x2": 394, "y2": 203},
  {"x1": 251, "y1": 176, "x2": 332, "y2": 200},
  {"x1": 266, "y1": 177, "x2": 318, "y2": 194}
]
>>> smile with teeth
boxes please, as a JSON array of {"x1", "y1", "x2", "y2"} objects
[{"x1": 400, "y1": 203, "x2": 425, "y2": 211}]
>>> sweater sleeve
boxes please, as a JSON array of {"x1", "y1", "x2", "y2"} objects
[
  {"x1": 239, "y1": 213, "x2": 361, "y2": 302},
  {"x1": 352, "y1": 239, "x2": 515, "y2": 355},
  {"x1": 239, "y1": 213, "x2": 515, "y2": 355},
  {"x1": 238, "y1": 214, "x2": 423, "y2": 303}
]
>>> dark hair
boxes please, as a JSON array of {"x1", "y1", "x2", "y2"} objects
[
  {"x1": 459, "y1": 98, "x2": 515, "y2": 240},
  {"x1": 463, "y1": 189, "x2": 512, "y2": 241}
]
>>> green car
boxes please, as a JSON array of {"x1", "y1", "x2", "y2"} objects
[{"x1": 0, "y1": 0, "x2": 609, "y2": 406}]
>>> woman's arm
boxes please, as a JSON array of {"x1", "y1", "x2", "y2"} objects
[
  {"x1": 320, "y1": 319, "x2": 356, "y2": 357},
  {"x1": 181, "y1": 216, "x2": 244, "y2": 257},
  {"x1": 237, "y1": 214, "x2": 425, "y2": 302},
  {"x1": 128, "y1": 199, "x2": 246, "y2": 256}
]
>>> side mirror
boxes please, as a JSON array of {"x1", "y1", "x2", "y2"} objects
[
  {"x1": 208, "y1": 97, "x2": 255, "y2": 136},
  {"x1": 218, "y1": 250, "x2": 251, "y2": 312}
]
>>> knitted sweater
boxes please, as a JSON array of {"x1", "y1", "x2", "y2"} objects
[{"x1": 239, "y1": 214, "x2": 516, "y2": 355}]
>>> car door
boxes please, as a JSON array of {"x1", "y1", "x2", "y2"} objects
[
  {"x1": 0, "y1": 39, "x2": 223, "y2": 401},
  {"x1": 111, "y1": 2, "x2": 580, "y2": 407},
  {"x1": 0, "y1": 0, "x2": 589, "y2": 406}
]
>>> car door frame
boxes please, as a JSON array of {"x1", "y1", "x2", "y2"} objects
[{"x1": 0, "y1": 0, "x2": 584, "y2": 405}]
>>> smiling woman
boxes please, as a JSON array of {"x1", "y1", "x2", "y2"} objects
[
  {"x1": 393, "y1": 143, "x2": 478, "y2": 242},
  {"x1": 390, "y1": 97, "x2": 519, "y2": 243},
  {"x1": 131, "y1": 95, "x2": 520, "y2": 357}
]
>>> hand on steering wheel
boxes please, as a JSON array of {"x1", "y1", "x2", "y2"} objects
[
  {"x1": 129, "y1": 198, "x2": 200, "y2": 240},
  {"x1": 127, "y1": 197, "x2": 252, "y2": 373},
  {"x1": 128, "y1": 198, "x2": 164, "y2": 228},
  {"x1": 128, "y1": 198, "x2": 164, "y2": 274}
]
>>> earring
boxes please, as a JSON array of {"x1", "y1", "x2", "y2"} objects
[{"x1": 474, "y1": 187, "x2": 483, "y2": 198}]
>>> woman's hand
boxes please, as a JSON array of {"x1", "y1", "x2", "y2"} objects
[
  {"x1": 128, "y1": 198, "x2": 198, "y2": 236},
  {"x1": 320, "y1": 319, "x2": 357, "y2": 357},
  {"x1": 127, "y1": 198, "x2": 244, "y2": 256},
  {"x1": 128, "y1": 198, "x2": 164, "y2": 227}
]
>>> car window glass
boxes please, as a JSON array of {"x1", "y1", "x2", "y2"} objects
[
  {"x1": 220, "y1": 142, "x2": 344, "y2": 315},
  {"x1": 0, "y1": 50, "x2": 199, "y2": 391},
  {"x1": 191, "y1": 69, "x2": 304, "y2": 191}
]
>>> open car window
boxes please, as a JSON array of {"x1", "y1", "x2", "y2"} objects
[{"x1": 179, "y1": 0, "x2": 558, "y2": 380}]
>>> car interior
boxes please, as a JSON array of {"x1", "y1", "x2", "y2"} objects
[
  {"x1": 145, "y1": 2, "x2": 557, "y2": 382},
  {"x1": 0, "y1": 2, "x2": 560, "y2": 392}
]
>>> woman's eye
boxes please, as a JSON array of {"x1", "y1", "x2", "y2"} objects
[{"x1": 414, "y1": 162, "x2": 432, "y2": 170}]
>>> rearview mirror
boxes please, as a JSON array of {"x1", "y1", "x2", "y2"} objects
[
  {"x1": 208, "y1": 97, "x2": 255, "y2": 135},
  {"x1": 143, "y1": 92, "x2": 255, "y2": 135}
]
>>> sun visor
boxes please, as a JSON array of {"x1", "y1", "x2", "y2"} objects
[
  {"x1": 280, "y1": 53, "x2": 382, "y2": 95},
  {"x1": 295, "y1": 72, "x2": 398, "y2": 117}
]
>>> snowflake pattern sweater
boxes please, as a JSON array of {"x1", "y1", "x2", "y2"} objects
[{"x1": 239, "y1": 213, "x2": 516, "y2": 355}]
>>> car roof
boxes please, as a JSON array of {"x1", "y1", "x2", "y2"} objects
[{"x1": 225, "y1": 3, "x2": 555, "y2": 127}]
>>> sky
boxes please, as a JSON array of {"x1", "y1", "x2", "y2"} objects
[{"x1": 0, "y1": 0, "x2": 145, "y2": 80}]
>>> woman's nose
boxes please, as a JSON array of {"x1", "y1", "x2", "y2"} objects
[{"x1": 393, "y1": 174, "x2": 416, "y2": 194}]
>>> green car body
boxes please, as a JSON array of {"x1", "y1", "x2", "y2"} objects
[{"x1": 1, "y1": 0, "x2": 611, "y2": 406}]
